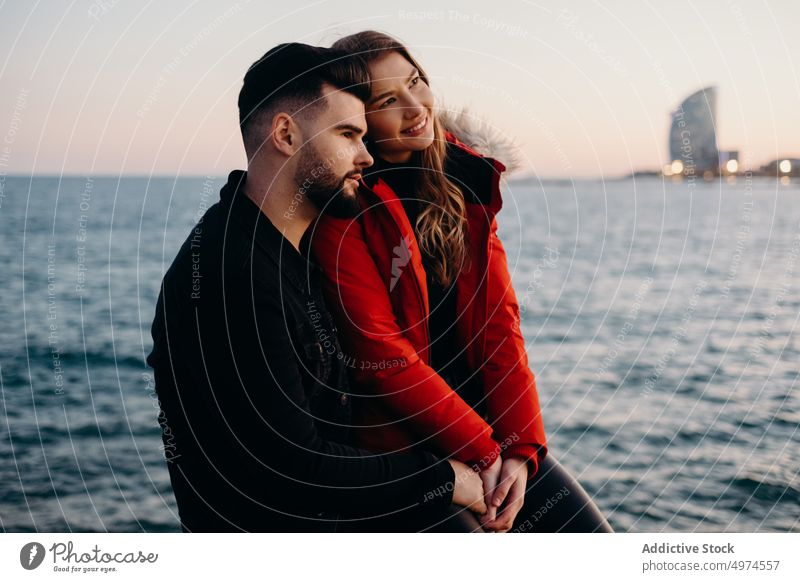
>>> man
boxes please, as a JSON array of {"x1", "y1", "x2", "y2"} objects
[{"x1": 146, "y1": 43, "x2": 485, "y2": 532}]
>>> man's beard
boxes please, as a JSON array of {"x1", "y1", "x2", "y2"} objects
[{"x1": 294, "y1": 143, "x2": 360, "y2": 218}]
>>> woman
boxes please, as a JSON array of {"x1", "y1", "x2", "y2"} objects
[{"x1": 311, "y1": 31, "x2": 612, "y2": 533}]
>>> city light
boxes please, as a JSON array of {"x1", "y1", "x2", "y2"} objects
[
  {"x1": 779, "y1": 159, "x2": 792, "y2": 174},
  {"x1": 670, "y1": 160, "x2": 684, "y2": 175},
  {"x1": 725, "y1": 159, "x2": 739, "y2": 173}
]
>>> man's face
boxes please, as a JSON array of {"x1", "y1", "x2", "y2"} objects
[{"x1": 293, "y1": 85, "x2": 373, "y2": 218}]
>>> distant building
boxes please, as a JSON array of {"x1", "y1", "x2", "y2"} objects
[
  {"x1": 668, "y1": 87, "x2": 720, "y2": 176},
  {"x1": 761, "y1": 158, "x2": 800, "y2": 177},
  {"x1": 719, "y1": 150, "x2": 740, "y2": 174}
]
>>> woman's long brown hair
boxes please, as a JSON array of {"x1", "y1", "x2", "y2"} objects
[{"x1": 332, "y1": 31, "x2": 467, "y2": 287}]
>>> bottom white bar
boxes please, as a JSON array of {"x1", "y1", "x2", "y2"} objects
[{"x1": 2, "y1": 533, "x2": 797, "y2": 581}]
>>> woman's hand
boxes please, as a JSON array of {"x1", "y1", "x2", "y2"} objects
[
  {"x1": 447, "y1": 459, "x2": 487, "y2": 515},
  {"x1": 480, "y1": 457, "x2": 528, "y2": 533},
  {"x1": 478, "y1": 456, "x2": 502, "y2": 523}
]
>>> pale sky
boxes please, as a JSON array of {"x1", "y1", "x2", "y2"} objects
[{"x1": 1, "y1": 0, "x2": 798, "y2": 178}]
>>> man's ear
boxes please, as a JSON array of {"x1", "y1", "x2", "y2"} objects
[{"x1": 270, "y1": 112, "x2": 301, "y2": 157}]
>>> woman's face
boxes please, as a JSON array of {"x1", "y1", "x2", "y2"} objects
[{"x1": 364, "y1": 51, "x2": 435, "y2": 163}]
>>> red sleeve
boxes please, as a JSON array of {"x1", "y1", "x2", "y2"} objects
[
  {"x1": 311, "y1": 215, "x2": 500, "y2": 467},
  {"x1": 482, "y1": 215, "x2": 548, "y2": 478}
]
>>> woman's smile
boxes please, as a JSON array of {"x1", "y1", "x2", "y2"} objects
[{"x1": 401, "y1": 113, "x2": 428, "y2": 136}]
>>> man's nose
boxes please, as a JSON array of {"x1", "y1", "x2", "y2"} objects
[{"x1": 355, "y1": 141, "x2": 373, "y2": 169}]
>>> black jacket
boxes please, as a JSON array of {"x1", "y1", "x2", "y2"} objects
[{"x1": 147, "y1": 170, "x2": 455, "y2": 532}]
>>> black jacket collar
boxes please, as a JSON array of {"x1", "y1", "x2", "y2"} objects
[{"x1": 219, "y1": 170, "x2": 319, "y2": 291}]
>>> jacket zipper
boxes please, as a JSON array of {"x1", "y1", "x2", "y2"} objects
[{"x1": 480, "y1": 221, "x2": 491, "y2": 361}]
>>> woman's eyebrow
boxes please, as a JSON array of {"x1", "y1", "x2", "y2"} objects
[{"x1": 369, "y1": 67, "x2": 419, "y2": 105}]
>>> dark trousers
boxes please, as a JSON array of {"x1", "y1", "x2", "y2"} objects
[{"x1": 337, "y1": 453, "x2": 614, "y2": 533}]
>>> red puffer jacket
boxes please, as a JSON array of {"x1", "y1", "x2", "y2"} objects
[{"x1": 310, "y1": 132, "x2": 547, "y2": 477}]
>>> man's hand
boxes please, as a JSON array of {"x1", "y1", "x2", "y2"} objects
[
  {"x1": 478, "y1": 456, "x2": 502, "y2": 522},
  {"x1": 447, "y1": 459, "x2": 487, "y2": 515},
  {"x1": 480, "y1": 457, "x2": 528, "y2": 533}
]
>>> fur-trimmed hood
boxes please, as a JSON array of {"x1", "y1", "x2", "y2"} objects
[{"x1": 437, "y1": 107, "x2": 522, "y2": 175}]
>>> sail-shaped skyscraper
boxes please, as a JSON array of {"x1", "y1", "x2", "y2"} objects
[{"x1": 668, "y1": 86, "x2": 720, "y2": 175}]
